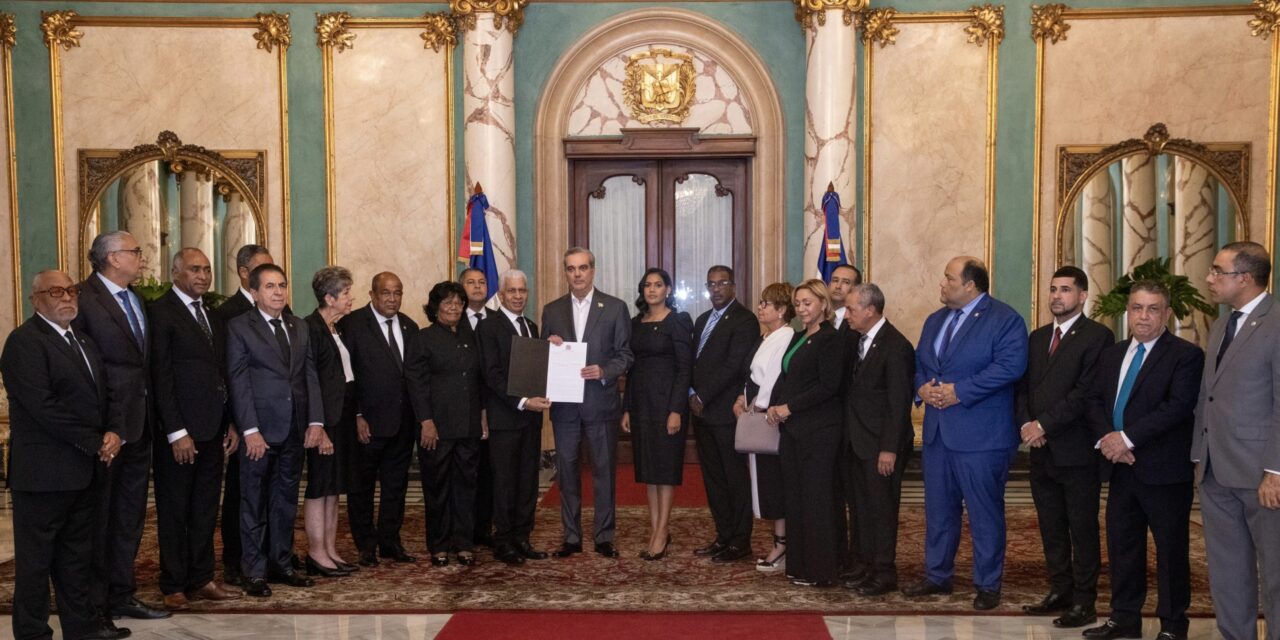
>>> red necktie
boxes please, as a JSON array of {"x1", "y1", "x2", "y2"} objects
[{"x1": 1048, "y1": 326, "x2": 1062, "y2": 357}]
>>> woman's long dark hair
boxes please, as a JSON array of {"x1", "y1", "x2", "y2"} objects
[{"x1": 634, "y1": 267, "x2": 677, "y2": 316}]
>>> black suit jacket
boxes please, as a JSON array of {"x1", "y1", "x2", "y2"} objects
[
  {"x1": 337, "y1": 304, "x2": 419, "y2": 438},
  {"x1": 305, "y1": 311, "x2": 348, "y2": 429},
  {"x1": 148, "y1": 289, "x2": 229, "y2": 443},
  {"x1": 1088, "y1": 330, "x2": 1203, "y2": 485},
  {"x1": 1016, "y1": 316, "x2": 1115, "y2": 467},
  {"x1": 211, "y1": 289, "x2": 291, "y2": 327},
  {"x1": 773, "y1": 323, "x2": 847, "y2": 436},
  {"x1": 72, "y1": 273, "x2": 151, "y2": 442},
  {"x1": 2, "y1": 315, "x2": 108, "y2": 492},
  {"x1": 843, "y1": 321, "x2": 916, "y2": 459},
  {"x1": 691, "y1": 300, "x2": 760, "y2": 425},
  {"x1": 225, "y1": 309, "x2": 324, "y2": 444},
  {"x1": 406, "y1": 323, "x2": 483, "y2": 439},
  {"x1": 476, "y1": 310, "x2": 543, "y2": 432}
]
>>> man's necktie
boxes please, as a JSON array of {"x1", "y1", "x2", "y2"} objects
[
  {"x1": 192, "y1": 300, "x2": 213, "y2": 343},
  {"x1": 937, "y1": 308, "x2": 963, "y2": 359},
  {"x1": 269, "y1": 318, "x2": 291, "y2": 366},
  {"x1": 517, "y1": 316, "x2": 531, "y2": 338},
  {"x1": 117, "y1": 290, "x2": 144, "y2": 349},
  {"x1": 858, "y1": 334, "x2": 869, "y2": 361},
  {"x1": 65, "y1": 330, "x2": 93, "y2": 381},
  {"x1": 1112, "y1": 343, "x2": 1146, "y2": 431},
  {"x1": 386, "y1": 319, "x2": 403, "y2": 370},
  {"x1": 1216, "y1": 310, "x2": 1245, "y2": 368},
  {"x1": 697, "y1": 310, "x2": 723, "y2": 357},
  {"x1": 1048, "y1": 326, "x2": 1062, "y2": 357}
]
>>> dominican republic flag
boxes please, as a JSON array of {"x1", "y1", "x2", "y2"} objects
[
  {"x1": 458, "y1": 184, "x2": 500, "y2": 299},
  {"x1": 817, "y1": 184, "x2": 848, "y2": 283}
]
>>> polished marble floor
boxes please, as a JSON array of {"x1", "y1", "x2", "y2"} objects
[{"x1": 0, "y1": 613, "x2": 1243, "y2": 639}]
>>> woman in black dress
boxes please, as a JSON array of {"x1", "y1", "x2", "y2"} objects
[
  {"x1": 303, "y1": 266, "x2": 357, "y2": 577},
  {"x1": 622, "y1": 268, "x2": 693, "y2": 561},
  {"x1": 406, "y1": 281, "x2": 484, "y2": 567},
  {"x1": 767, "y1": 279, "x2": 846, "y2": 587}
]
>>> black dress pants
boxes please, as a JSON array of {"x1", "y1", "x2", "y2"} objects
[
  {"x1": 239, "y1": 430, "x2": 303, "y2": 579},
  {"x1": 221, "y1": 450, "x2": 243, "y2": 573},
  {"x1": 420, "y1": 437, "x2": 480, "y2": 554},
  {"x1": 474, "y1": 438, "x2": 494, "y2": 543},
  {"x1": 780, "y1": 421, "x2": 841, "y2": 584},
  {"x1": 1030, "y1": 458, "x2": 1101, "y2": 607},
  {"x1": 490, "y1": 426, "x2": 542, "y2": 547},
  {"x1": 347, "y1": 416, "x2": 415, "y2": 554},
  {"x1": 694, "y1": 420, "x2": 753, "y2": 548},
  {"x1": 92, "y1": 432, "x2": 151, "y2": 611},
  {"x1": 12, "y1": 484, "x2": 101, "y2": 640},
  {"x1": 849, "y1": 446, "x2": 911, "y2": 585},
  {"x1": 154, "y1": 436, "x2": 225, "y2": 595},
  {"x1": 1105, "y1": 465, "x2": 1192, "y2": 635}
]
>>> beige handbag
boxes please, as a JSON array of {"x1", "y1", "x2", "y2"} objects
[{"x1": 735, "y1": 395, "x2": 780, "y2": 455}]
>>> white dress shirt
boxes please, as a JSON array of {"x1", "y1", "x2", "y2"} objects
[
  {"x1": 1102, "y1": 331, "x2": 1164, "y2": 451},
  {"x1": 334, "y1": 333, "x2": 354, "y2": 383},
  {"x1": 373, "y1": 309, "x2": 404, "y2": 360},
  {"x1": 859, "y1": 316, "x2": 887, "y2": 359},
  {"x1": 571, "y1": 288, "x2": 594, "y2": 341},
  {"x1": 833, "y1": 306, "x2": 847, "y2": 330},
  {"x1": 97, "y1": 272, "x2": 145, "y2": 337},
  {"x1": 748, "y1": 326, "x2": 795, "y2": 410},
  {"x1": 40, "y1": 313, "x2": 94, "y2": 377},
  {"x1": 467, "y1": 307, "x2": 486, "y2": 331},
  {"x1": 237, "y1": 287, "x2": 255, "y2": 306},
  {"x1": 1053, "y1": 312, "x2": 1082, "y2": 349}
]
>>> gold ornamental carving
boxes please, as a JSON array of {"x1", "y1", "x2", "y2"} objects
[
  {"x1": 1, "y1": 13, "x2": 16, "y2": 50},
  {"x1": 794, "y1": 0, "x2": 870, "y2": 32},
  {"x1": 966, "y1": 4, "x2": 1005, "y2": 46},
  {"x1": 316, "y1": 12, "x2": 356, "y2": 52},
  {"x1": 1030, "y1": 3, "x2": 1071, "y2": 43},
  {"x1": 1250, "y1": 0, "x2": 1280, "y2": 39},
  {"x1": 622, "y1": 48, "x2": 697, "y2": 126},
  {"x1": 858, "y1": 7, "x2": 899, "y2": 48},
  {"x1": 254, "y1": 12, "x2": 292, "y2": 53},
  {"x1": 421, "y1": 12, "x2": 459, "y2": 52},
  {"x1": 41, "y1": 10, "x2": 83, "y2": 51},
  {"x1": 449, "y1": 0, "x2": 526, "y2": 35}
]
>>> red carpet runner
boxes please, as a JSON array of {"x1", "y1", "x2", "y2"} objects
[
  {"x1": 541, "y1": 464, "x2": 708, "y2": 508},
  {"x1": 436, "y1": 611, "x2": 832, "y2": 639}
]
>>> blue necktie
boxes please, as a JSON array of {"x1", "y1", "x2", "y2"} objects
[
  {"x1": 937, "y1": 308, "x2": 963, "y2": 359},
  {"x1": 1216, "y1": 310, "x2": 1244, "y2": 368},
  {"x1": 1112, "y1": 343, "x2": 1146, "y2": 431},
  {"x1": 117, "y1": 290, "x2": 144, "y2": 349},
  {"x1": 697, "y1": 308, "x2": 723, "y2": 357}
]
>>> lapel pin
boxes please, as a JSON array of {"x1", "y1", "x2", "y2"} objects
[
  {"x1": 597, "y1": 302, "x2": 604, "y2": 308},
  {"x1": 1251, "y1": 321, "x2": 1258, "y2": 326}
]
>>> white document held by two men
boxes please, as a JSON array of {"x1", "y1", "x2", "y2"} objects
[{"x1": 546, "y1": 341, "x2": 588, "y2": 404}]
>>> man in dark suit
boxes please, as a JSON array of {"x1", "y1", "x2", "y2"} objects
[
  {"x1": 840, "y1": 283, "x2": 915, "y2": 596},
  {"x1": 541, "y1": 247, "x2": 633, "y2": 558},
  {"x1": 688, "y1": 265, "x2": 759, "y2": 563},
  {"x1": 337, "y1": 272, "x2": 420, "y2": 565},
  {"x1": 1015, "y1": 266, "x2": 1114, "y2": 628},
  {"x1": 477, "y1": 269, "x2": 552, "y2": 565},
  {"x1": 1193, "y1": 241, "x2": 1280, "y2": 640},
  {"x1": 225, "y1": 264, "x2": 325, "y2": 596},
  {"x1": 4, "y1": 270, "x2": 124, "y2": 640},
  {"x1": 1083, "y1": 281, "x2": 1203, "y2": 640},
  {"x1": 827, "y1": 263, "x2": 862, "y2": 576},
  {"x1": 212, "y1": 243, "x2": 285, "y2": 585},
  {"x1": 73, "y1": 231, "x2": 170, "y2": 623},
  {"x1": 460, "y1": 267, "x2": 495, "y2": 547},
  {"x1": 904, "y1": 257, "x2": 1027, "y2": 611},
  {"x1": 149, "y1": 248, "x2": 242, "y2": 611}
]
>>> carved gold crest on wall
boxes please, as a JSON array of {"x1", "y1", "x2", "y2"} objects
[{"x1": 622, "y1": 48, "x2": 696, "y2": 125}]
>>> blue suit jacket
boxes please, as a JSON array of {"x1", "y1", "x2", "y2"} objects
[{"x1": 914, "y1": 294, "x2": 1028, "y2": 452}]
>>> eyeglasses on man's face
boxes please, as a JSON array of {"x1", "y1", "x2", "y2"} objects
[
  {"x1": 112, "y1": 247, "x2": 144, "y2": 258},
  {"x1": 705, "y1": 280, "x2": 734, "y2": 290},
  {"x1": 1208, "y1": 266, "x2": 1244, "y2": 278},
  {"x1": 35, "y1": 286, "x2": 81, "y2": 299}
]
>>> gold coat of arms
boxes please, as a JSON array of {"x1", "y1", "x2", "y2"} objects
[{"x1": 622, "y1": 48, "x2": 697, "y2": 125}]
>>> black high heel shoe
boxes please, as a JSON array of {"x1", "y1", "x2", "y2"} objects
[
  {"x1": 305, "y1": 557, "x2": 351, "y2": 578},
  {"x1": 334, "y1": 561, "x2": 359, "y2": 573},
  {"x1": 641, "y1": 535, "x2": 672, "y2": 561}
]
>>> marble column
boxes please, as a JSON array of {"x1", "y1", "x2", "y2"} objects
[
  {"x1": 1172, "y1": 157, "x2": 1216, "y2": 347},
  {"x1": 460, "y1": 10, "x2": 518, "y2": 276},
  {"x1": 1121, "y1": 154, "x2": 1158, "y2": 273},
  {"x1": 1081, "y1": 171, "x2": 1114, "y2": 318},
  {"x1": 798, "y1": 2, "x2": 859, "y2": 277},
  {"x1": 223, "y1": 192, "x2": 257, "y2": 296},
  {"x1": 178, "y1": 169, "x2": 216, "y2": 266},
  {"x1": 117, "y1": 161, "x2": 163, "y2": 281}
]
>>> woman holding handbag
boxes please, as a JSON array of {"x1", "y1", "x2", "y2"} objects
[{"x1": 734, "y1": 282, "x2": 795, "y2": 573}]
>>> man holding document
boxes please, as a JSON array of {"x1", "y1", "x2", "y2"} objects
[{"x1": 540, "y1": 247, "x2": 634, "y2": 559}]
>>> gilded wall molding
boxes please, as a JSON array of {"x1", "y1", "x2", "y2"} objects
[
  {"x1": 41, "y1": 10, "x2": 84, "y2": 51},
  {"x1": 1, "y1": 13, "x2": 16, "y2": 49},
  {"x1": 316, "y1": 11, "x2": 356, "y2": 51},
  {"x1": 794, "y1": 0, "x2": 869, "y2": 32},
  {"x1": 254, "y1": 12, "x2": 292, "y2": 52},
  {"x1": 421, "y1": 12, "x2": 459, "y2": 52},
  {"x1": 1253, "y1": 0, "x2": 1280, "y2": 38},
  {"x1": 2, "y1": 12, "x2": 20, "y2": 323},
  {"x1": 858, "y1": 7, "x2": 899, "y2": 48},
  {"x1": 1030, "y1": 3, "x2": 1070, "y2": 43},
  {"x1": 966, "y1": 4, "x2": 1005, "y2": 46},
  {"x1": 450, "y1": 0, "x2": 526, "y2": 35}
]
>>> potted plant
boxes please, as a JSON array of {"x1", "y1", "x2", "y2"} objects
[
  {"x1": 134, "y1": 275, "x2": 229, "y2": 309},
  {"x1": 1090, "y1": 257, "x2": 1217, "y2": 322}
]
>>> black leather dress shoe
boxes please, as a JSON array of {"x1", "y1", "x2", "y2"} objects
[
  {"x1": 1154, "y1": 632, "x2": 1187, "y2": 640},
  {"x1": 553, "y1": 542, "x2": 583, "y2": 558},
  {"x1": 290, "y1": 553, "x2": 305, "y2": 571},
  {"x1": 223, "y1": 566, "x2": 243, "y2": 587},
  {"x1": 1053, "y1": 605, "x2": 1097, "y2": 628},
  {"x1": 243, "y1": 577, "x2": 272, "y2": 598},
  {"x1": 98, "y1": 617, "x2": 131, "y2": 639},
  {"x1": 516, "y1": 541, "x2": 548, "y2": 560},
  {"x1": 901, "y1": 579, "x2": 954, "y2": 597},
  {"x1": 973, "y1": 589, "x2": 1001, "y2": 611},
  {"x1": 358, "y1": 549, "x2": 379, "y2": 567},
  {"x1": 711, "y1": 545, "x2": 751, "y2": 563},
  {"x1": 1082, "y1": 620, "x2": 1142, "y2": 639},
  {"x1": 594, "y1": 542, "x2": 620, "y2": 558},
  {"x1": 1023, "y1": 591, "x2": 1072, "y2": 615},
  {"x1": 267, "y1": 570, "x2": 315, "y2": 588},
  {"x1": 496, "y1": 545, "x2": 526, "y2": 565},
  {"x1": 109, "y1": 597, "x2": 171, "y2": 620},
  {"x1": 854, "y1": 578, "x2": 897, "y2": 596},
  {"x1": 380, "y1": 546, "x2": 417, "y2": 563},
  {"x1": 694, "y1": 541, "x2": 727, "y2": 557}
]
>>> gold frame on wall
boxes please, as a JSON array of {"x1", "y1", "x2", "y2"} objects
[
  {"x1": 317, "y1": 13, "x2": 457, "y2": 275},
  {"x1": 2, "y1": 13, "x2": 20, "y2": 323},
  {"x1": 39, "y1": 11, "x2": 292, "y2": 284},
  {"x1": 1030, "y1": 2, "x2": 1278, "y2": 319},
  {"x1": 860, "y1": 7, "x2": 1001, "y2": 284}
]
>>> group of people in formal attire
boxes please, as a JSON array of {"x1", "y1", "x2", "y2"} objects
[{"x1": 4, "y1": 229, "x2": 1278, "y2": 640}]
